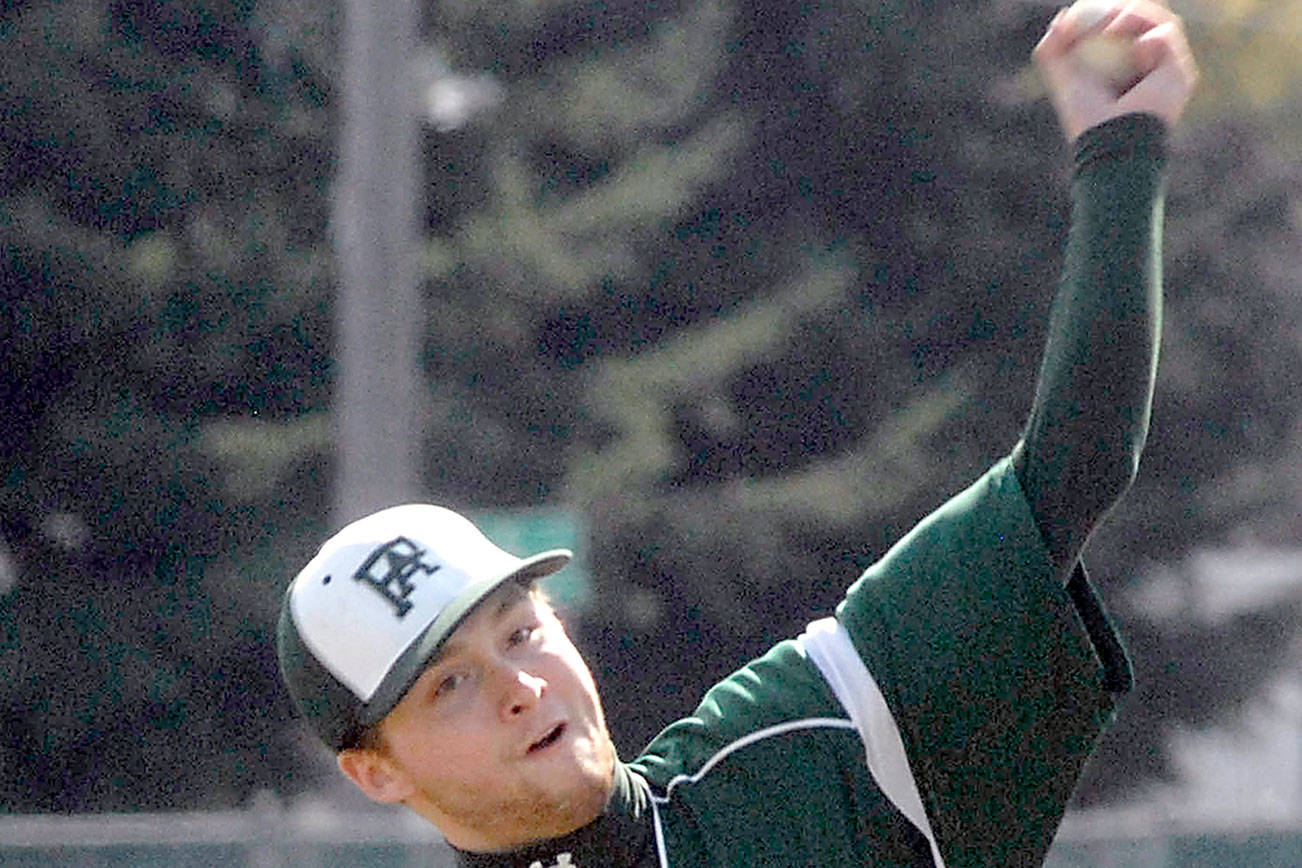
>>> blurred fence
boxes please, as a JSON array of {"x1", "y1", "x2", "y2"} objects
[
  {"x1": 2, "y1": 804, "x2": 1300, "y2": 867},
  {"x1": 0, "y1": 803, "x2": 453, "y2": 868},
  {"x1": 1046, "y1": 830, "x2": 1301, "y2": 867}
]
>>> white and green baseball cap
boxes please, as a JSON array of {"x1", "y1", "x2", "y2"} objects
[{"x1": 276, "y1": 504, "x2": 571, "y2": 751}]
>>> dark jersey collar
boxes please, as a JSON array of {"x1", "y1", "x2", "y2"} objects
[{"x1": 452, "y1": 763, "x2": 659, "y2": 868}]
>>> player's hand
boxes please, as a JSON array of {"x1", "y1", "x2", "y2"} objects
[{"x1": 1033, "y1": 0, "x2": 1198, "y2": 141}]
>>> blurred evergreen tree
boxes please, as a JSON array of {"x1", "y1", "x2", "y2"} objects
[{"x1": 1, "y1": 0, "x2": 336, "y2": 809}]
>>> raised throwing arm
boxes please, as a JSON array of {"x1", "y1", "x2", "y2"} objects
[{"x1": 1014, "y1": 0, "x2": 1197, "y2": 582}]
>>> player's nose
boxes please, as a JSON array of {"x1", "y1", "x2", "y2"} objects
[{"x1": 497, "y1": 665, "x2": 546, "y2": 720}]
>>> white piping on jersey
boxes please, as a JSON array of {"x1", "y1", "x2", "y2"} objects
[
  {"x1": 647, "y1": 716, "x2": 859, "y2": 868},
  {"x1": 650, "y1": 716, "x2": 858, "y2": 804},
  {"x1": 650, "y1": 794, "x2": 667, "y2": 868},
  {"x1": 799, "y1": 616, "x2": 947, "y2": 868}
]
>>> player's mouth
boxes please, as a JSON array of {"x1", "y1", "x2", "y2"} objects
[{"x1": 526, "y1": 723, "x2": 566, "y2": 755}]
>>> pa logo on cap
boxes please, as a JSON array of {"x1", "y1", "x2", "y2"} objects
[{"x1": 346, "y1": 536, "x2": 441, "y2": 618}]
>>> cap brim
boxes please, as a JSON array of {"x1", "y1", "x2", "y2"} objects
[{"x1": 358, "y1": 549, "x2": 571, "y2": 726}]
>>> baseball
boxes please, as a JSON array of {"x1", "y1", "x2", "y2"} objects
[
  {"x1": 1069, "y1": 0, "x2": 1115, "y2": 31},
  {"x1": 1076, "y1": 33, "x2": 1144, "y2": 94},
  {"x1": 1067, "y1": 1, "x2": 1145, "y2": 94}
]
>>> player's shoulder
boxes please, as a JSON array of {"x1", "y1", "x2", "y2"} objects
[{"x1": 629, "y1": 638, "x2": 854, "y2": 791}]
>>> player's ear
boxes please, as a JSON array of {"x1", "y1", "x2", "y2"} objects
[{"x1": 337, "y1": 747, "x2": 414, "y2": 804}]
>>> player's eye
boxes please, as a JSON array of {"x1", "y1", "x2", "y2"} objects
[
  {"x1": 507, "y1": 623, "x2": 539, "y2": 647},
  {"x1": 433, "y1": 672, "x2": 466, "y2": 698}
]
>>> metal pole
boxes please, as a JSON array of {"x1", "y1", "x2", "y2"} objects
[{"x1": 333, "y1": 0, "x2": 422, "y2": 525}]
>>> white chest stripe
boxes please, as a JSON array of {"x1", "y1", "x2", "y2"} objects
[{"x1": 799, "y1": 616, "x2": 947, "y2": 868}]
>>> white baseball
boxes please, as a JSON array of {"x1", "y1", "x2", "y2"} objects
[
  {"x1": 1069, "y1": 0, "x2": 1116, "y2": 32},
  {"x1": 1067, "y1": 1, "x2": 1144, "y2": 94}
]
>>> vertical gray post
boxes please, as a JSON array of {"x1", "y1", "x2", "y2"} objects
[{"x1": 333, "y1": 0, "x2": 422, "y2": 525}]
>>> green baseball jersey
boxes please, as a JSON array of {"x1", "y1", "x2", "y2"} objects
[
  {"x1": 628, "y1": 455, "x2": 1130, "y2": 868},
  {"x1": 454, "y1": 113, "x2": 1162, "y2": 868}
]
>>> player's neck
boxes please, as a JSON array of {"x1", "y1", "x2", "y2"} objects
[{"x1": 452, "y1": 763, "x2": 656, "y2": 868}]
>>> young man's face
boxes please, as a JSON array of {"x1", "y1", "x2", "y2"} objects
[{"x1": 339, "y1": 583, "x2": 617, "y2": 852}]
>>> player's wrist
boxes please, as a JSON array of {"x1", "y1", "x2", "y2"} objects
[{"x1": 1072, "y1": 113, "x2": 1168, "y2": 176}]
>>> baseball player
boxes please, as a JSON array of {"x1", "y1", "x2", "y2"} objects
[{"x1": 276, "y1": 3, "x2": 1197, "y2": 866}]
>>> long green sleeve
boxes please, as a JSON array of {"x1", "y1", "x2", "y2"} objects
[{"x1": 1013, "y1": 113, "x2": 1168, "y2": 582}]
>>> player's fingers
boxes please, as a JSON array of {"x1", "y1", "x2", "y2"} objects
[
  {"x1": 1118, "y1": 22, "x2": 1198, "y2": 121},
  {"x1": 1133, "y1": 21, "x2": 1199, "y2": 91},
  {"x1": 1105, "y1": 0, "x2": 1182, "y2": 39},
  {"x1": 1033, "y1": 6, "x2": 1073, "y2": 63}
]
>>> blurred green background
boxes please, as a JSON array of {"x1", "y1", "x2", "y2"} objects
[{"x1": 1, "y1": 0, "x2": 1299, "y2": 838}]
